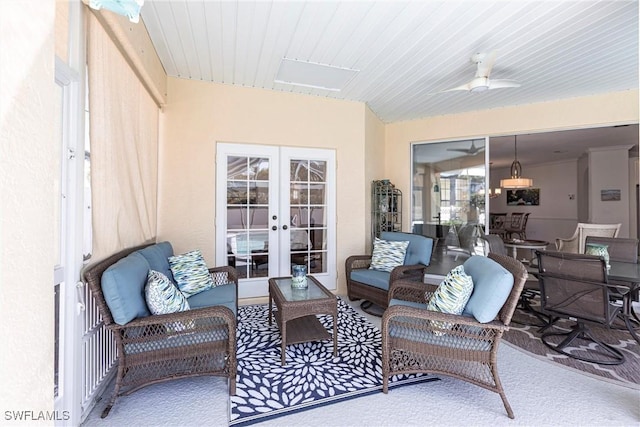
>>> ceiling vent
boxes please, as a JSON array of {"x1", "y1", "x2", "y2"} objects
[{"x1": 275, "y1": 58, "x2": 358, "y2": 92}]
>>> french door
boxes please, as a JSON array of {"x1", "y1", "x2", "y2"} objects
[{"x1": 216, "y1": 143, "x2": 336, "y2": 298}]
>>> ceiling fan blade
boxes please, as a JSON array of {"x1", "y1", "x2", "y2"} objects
[
  {"x1": 475, "y1": 51, "x2": 497, "y2": 78},
  {"x1": 447, "y1": 148, "x2": 472, "y2": 152},
  {"x1": 488, "y1": 79, "x2": 521, "y2": 89},
  {"x1": 441, "y1": 82, "x2": 472, "y2": 92}
]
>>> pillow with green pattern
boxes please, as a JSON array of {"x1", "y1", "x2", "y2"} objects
[
  {"x1": 145, "y1": 270, "x2": 190, "y2": 314},
  {"x1": 369, "y1": 237, "x2": 409, "y2": 272},
  {"x1": 426, "y1": 265, "x2": 474, "y2": 335},
  {"x1": 168, "y1": 250, "x2": 215, "y2": 297}
]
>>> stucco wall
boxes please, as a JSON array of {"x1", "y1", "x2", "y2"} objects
[
  {"x1": 364, "y1": 105, "x2": 386, "y2": 249},
  {"x1": 0, "y1": 0, "x2": 55, "y2": 419},
  {"x1": 157, "y1": 78, "x2": 366, "y2": 295}
]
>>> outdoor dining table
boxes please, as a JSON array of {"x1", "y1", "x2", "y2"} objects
[{"x1": 608, "y1": 261, "x2": 640, "y2": 343}]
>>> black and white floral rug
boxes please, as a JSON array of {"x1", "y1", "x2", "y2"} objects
[{"x1": 229, "y1": 298, "x2": 437, "y2": 426}]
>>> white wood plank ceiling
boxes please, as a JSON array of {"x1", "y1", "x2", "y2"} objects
[{"x1": 141, "y1": 0, "x2": 638, "y2": 124}]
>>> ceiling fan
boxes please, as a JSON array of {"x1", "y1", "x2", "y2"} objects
[
  {"x1": 447, "y1": 140, "x2": 485, "y2": 155},
  {"x1": 443, "y1": 51, "x2": 521, "y2": 93}
]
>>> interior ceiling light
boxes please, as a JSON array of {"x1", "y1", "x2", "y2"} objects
[
  {"x1": 500, "y1": 135, "x2": 533, "y2": 189},
  {"x1": 275, "y1": 58, "x2": 359, "y2": 92}
]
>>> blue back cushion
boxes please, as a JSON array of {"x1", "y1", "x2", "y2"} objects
[
  {"x1": 136, "y1": 242, "x2": 175, "y2": 283},
  {"x1": 380, "y1": 232, "x2": 433, "y2": 266},
  {"x1": 462, "y1": 256, "x2": 514, "y2": 323},
  {"x1": 101, "y1": 252, "x2": 151, "y2": 325}
]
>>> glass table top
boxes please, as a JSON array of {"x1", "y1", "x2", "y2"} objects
[{"x1": 271, "y1": 276, "x2": 329, "y2": 302}]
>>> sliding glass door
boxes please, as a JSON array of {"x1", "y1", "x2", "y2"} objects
[{"x1": 411, "y1": 138, "x2": 488, "y2": 255}]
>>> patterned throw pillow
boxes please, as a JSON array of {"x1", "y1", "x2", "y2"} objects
[
  {"x1": 145, "y1": 270, "x2": 190, "y2": 315},
  {"x1": 369, "y1": 238, "x2": 410, "y2": 272},
  {"x1": 426, "y1": 265, "x2": 474, "y2": 335},
  {"x1": 585, "y1": 243, "x2": 610, "y2": 270},
  {"x1": 168, "y1": 250, "x2": 215, "y2": 297}
]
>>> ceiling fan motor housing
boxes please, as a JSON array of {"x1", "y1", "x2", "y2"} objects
[{"x1": 470, "y1": 77, "x2": 490, "y2": 92}]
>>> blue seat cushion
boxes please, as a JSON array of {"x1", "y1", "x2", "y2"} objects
[
  {"x1": 101, "y1": 252, "x2": 151, "y2": 325},
  {"x1": 462, "y1": 256, "x2": 514, "y2": 323},
  {"x1": 350, "y1": 269, "x2": 391, "y2": 291},
  {"x1": 136, "y1": 242, "x2": 175, "y2": 283},
  {"x1": 380, "y1": 232, "x2": 433, "y2": 266},
  {"x1": 187, "y1": 283, "x2": 237, "y2": 317},
  {"x1": 387, "y1": 312, "x2": 490, "y2": 351}
]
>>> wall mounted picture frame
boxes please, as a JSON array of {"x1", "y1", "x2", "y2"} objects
[
  {"x1": 601, "y1": 189, "x2": 621, "y2": 201},
  {"x1": 506, "y1": 188, "x2": 540, "y2": 206}
]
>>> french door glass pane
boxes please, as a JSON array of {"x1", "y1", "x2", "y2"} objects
[
  {"x1": 226, "y1": 156, "x2": 270, "y2": 278},
  {"x1": 290, "y1": 159, "x2": 327, "y2": 274}
]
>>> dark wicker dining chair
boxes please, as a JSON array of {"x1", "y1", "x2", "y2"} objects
[
  {"x1": 381, "y1": 253, "x2": 527, "y2": 419},
  {"x1": 535, "y1": 250, "x2": 624, "y2": 365}
]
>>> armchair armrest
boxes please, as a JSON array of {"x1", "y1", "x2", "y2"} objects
[
  {"x1": 345, "y1": 255, "x2": 373, "y2": 275},
  {"x1": 388, "y1": 278, "x2": 438, "y2": 304},
  {"x1": 382, "y1": 304, "x2": 507, "y2": 345},
  {"x1": 110, "y1": 305, "x2": 237, "y2": 332},
  {"x1": 209, "y1": 265, "x2": 238, "y2": 286},
  {"x1": 389, "y1": 264, "x2": 426, "y2": 282},
  {"x1": 110, "y1": 306, "x2": 237, "y2": 358}
]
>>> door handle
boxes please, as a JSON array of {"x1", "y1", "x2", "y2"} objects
[
  {"x1": 272, "y1": 226, "x2": 277, "y2": 231},
  {"x1": 282, "y1": 225, "x2": 288, "y2": 230}
]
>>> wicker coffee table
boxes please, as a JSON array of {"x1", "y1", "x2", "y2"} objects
[{"x1": 268, "y1": 275, "x2": 338, "y2": 366}]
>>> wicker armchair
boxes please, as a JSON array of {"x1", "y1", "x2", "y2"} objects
[
  {"x1": 83, "y1": 244, "x2": 238, "y2": 417},
  {"x1": 555, "y1": 222, "x2": 621, "y2": 253},
  {"x1": 346, "y1": 232, "x2": 434, "y2": 312},
  {"x1": 381, "y1": 253, "x2": 527, "y2": 419}
]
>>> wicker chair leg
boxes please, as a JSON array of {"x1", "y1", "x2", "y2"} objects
[
  {"x1": 101, "y1": 361, "x2": 125, "y2": 418},
  {"x1": 100, "y1": 405, "x2": 113, "y2": 419},
  {"x1": 492, "y1": 365, "x2": 514, "y2": 419},
  {"x1": 100, "y1": 391, "x2": 118, "y2": 418},
  {"x1": 230, "y1": 375, "x2": 236, "y2": 395},
  {"x1": 498, "y1": 390, "x2": 514, "y2": 420}
]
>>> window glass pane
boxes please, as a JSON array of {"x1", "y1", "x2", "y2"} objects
[
  {"x1": 227, "y1": 156, "x2": 247, "y2": 180},
  {"x1": 309, "y1": 183, "x2": 326, "y2": 204},
  {"x1": 249, "y1": 157, "x2": 269, "y2": 180}
]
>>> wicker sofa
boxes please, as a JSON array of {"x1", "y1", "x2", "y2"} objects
[{"x1": 82, "y1": 241, "x2": 238, "y2": 417}]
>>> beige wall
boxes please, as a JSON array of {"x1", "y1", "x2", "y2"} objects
[
  {"x1": 364, "y1": 105, "x2": 386, "y2": 249},
  {"x1": 385, "y1": 90, "x2": 640, "y2": 230},
  {"x1": 157, "y1": 78, "x2": 366, "y2": 295},
  {"x1": 0, "y1": 0, "x2": 56, "y2": 418},
  {"x1": 589, "y1": 146, "x2": 632, "y2": 235},
  {"x1": 491, "y1": 160, "x2": 579, "y2": 244}
]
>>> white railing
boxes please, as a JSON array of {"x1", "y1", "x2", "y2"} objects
[{"x1": 80, "y1": 283, "x2": 117, "y2": 419}]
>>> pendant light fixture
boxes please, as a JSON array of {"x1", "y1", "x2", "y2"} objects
[{"x1": 500, "y1": 135, "x2": 533, "y2": 189}]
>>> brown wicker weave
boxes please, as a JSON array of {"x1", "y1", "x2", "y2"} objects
[
  {"x1": 82, "y1": 244, "x2": 238, "y2": 418},
  {"x1": 381, "y1": 253, "x2": 527, "y2": 419}
]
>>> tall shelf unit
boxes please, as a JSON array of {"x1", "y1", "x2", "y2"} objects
[{"x1": 371, "y1": 180, "x2": 402, "y2": 242}]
